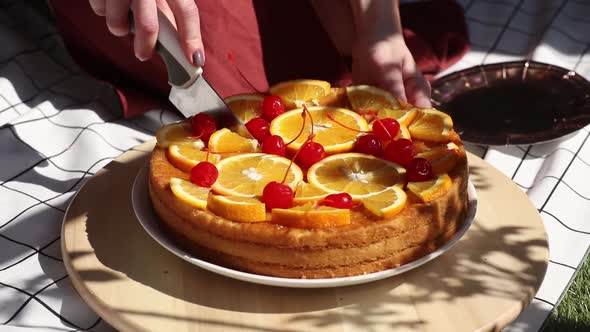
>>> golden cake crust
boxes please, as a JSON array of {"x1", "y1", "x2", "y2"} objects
[{"x1": 148, "y1": 146, "x2": 469, "y2": 278}]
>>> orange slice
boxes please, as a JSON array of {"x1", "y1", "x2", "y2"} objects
[
  {"x1": 396, "y1": 124, "x2": 411, "y2": 140},
  {"x1": 167, "y1": 142, "x2": 221, "y2": 172},
  {"x1": 224, "y1": 93, "x2": 264, "y2": 124},
  {"x1": 412, "y1": 140, "x2": 433, "y2": 154},
  {"x1": 375, "y1": 108, "x2": 418, "y2": 127},
  {"x1": 169, "y1": 178, "x2": 210, "y2": 210},
  {"x1": 269, "y1": 79, "x2": 331, "y2": 109},
  {"x1": 269, "y1": 107, "x2": 369, "y2": 154},
  {"x1": 207, "y1": 195, "x2": 267, "y2": 223},
  {"x1": 293, "y1": 181, "x2": 331, "y2": 204},
  {"x1": 346, "y1": 85, "x2": 400, "y2": 113},
  {"x1": 155, "y1": 121, "x2": 197, "y2": 148},
  {"x1": 211, "y1": 153, "x2": 303, "y2": 197},
  {"x1": 307, "y1": 152, "x2": 405, "y2": 200},
  {"x1": 208, "y1": 128, "x2": 259, "y2": 153},
  {"x1": 270, "y1": 203, "x2": 351, "y2": 228},
  {"x1": 416, "y1": 142, "x2": 461, "y2": 175},
  {"x1": 362, "y1": 187, "x2": 407, "y2": 218},
  {"x1": 408, "y1": 108, "x2": 453, "y2": 142},
  {"x1": 407, "y1": 173, "x2": 452, "y2": 203},
  {"x1": 317, "y1": 87, "x2": 349, "y2": 108}
]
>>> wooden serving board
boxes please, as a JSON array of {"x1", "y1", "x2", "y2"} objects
[{"x1": 61, "y1": 141, "x2": 549, "y2": 332}]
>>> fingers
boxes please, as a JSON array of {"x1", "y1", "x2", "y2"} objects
[
  {"x1": 384, "y1": 66, "x2": 407, "y2": 104},
  {"x1": 131, "y1": 0, "x2": 159, "y2": 61},
  {"x1": 105, "y1": 0, "x2": 130, "y2": 36},
  {"x1": 156, "y1": 0, "x2": 177, "y2": 28},
  {"x1": 91, "y1": 0, "x2": 203, "y2": 65},
  {"x1": 406, "y1": 76, "x2": 432, "y2": 108},
  {"x1": 402, "y1": 58, "x2": 432, "y2": 108},
  {"x1": 168, "y1": 0, "x2": 204, "y2": 66},
  {"x1": 89, "y1": 0, "x2": 106, "y2": 16}
]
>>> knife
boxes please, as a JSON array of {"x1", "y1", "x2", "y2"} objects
[{"x1": 129, "y1": 10, "x2": 233, "y2": 124}]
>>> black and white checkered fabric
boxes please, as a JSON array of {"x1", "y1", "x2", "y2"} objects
[{"x1": 0, "y1": 0, "x2": 589, "y2": 331}]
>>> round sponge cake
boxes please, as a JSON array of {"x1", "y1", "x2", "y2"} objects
[{"x1": 148, "y1": 146, "x2": 469, "y2": 279}]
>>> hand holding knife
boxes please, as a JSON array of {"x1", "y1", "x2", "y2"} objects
[{"x1": 129, "y1": 10, "x2": 233, "y2": 123}]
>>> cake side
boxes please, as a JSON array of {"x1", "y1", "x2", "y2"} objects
[{"x1": 148, "y1": 146, "x2": 468, "y2": 278}]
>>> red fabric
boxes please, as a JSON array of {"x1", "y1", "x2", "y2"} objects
[
  {"x1": 400, "y1": 0, "x2": 470, "y2": 80},
  {"x1": 48, "y1": 0, "x2": 468, "y2": 118}
]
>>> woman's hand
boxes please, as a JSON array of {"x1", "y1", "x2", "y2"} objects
[
  {"x1": 88, "y1": 0, "x2": 204, "y2": 65},
  {"x1": 349, "y1": 0, "x2": 431, "y2": 108},
  {"x1": 352, "y1": 34, "x2": 431, "y2": 108}
]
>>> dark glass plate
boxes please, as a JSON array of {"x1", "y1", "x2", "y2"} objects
[{"x1": 431, "y1": 61, "x2": 590, "y2": 145}]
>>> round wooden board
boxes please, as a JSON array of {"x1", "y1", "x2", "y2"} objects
[{"x1": 62, "y1": 141, "x2": 549, "y2": 332}]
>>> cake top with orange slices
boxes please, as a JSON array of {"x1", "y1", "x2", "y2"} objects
[{"x1": 155, "y1": 79, "x2": 464, "y2": 229}]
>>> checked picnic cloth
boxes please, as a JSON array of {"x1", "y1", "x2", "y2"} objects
[{"x1": 1, "y1": 0, "x2": 589, "y2": 331}]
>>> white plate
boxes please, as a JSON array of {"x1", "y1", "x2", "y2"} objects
[{"x1": 132, "y1": 165, "x2": 477, "y2": 288}]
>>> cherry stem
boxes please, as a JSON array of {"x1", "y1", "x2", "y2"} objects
[
  {"x1": 281, "y1": 133, "x2": 316, "y2": 184},
  {"x1": 285, "y1": 110, "x2": 307, "y2": 146},
  {"x1": 281, "y1": 106, "x2": 317, "y2": 184},
  {"x1": 304, "y1": 105, "x2": 315, "y2": 138},
  {"x1": 190, "y1": 132, "x2": 204, "y2": 140},
  {"x1": 204, "y1": 147, "x2": 210, "y2": 162},
  {"x1": 367, "y1": 111, "x2": 393, "y2": 140},
  {"x1": 281, "y1": 160, "x2": 292, "y2": 184},
  {"x1": 227, "y1": 51, "x2": 263, "y2": 94},
  {"x1": 327, "y1": 113, "x2": 371, "y2": 134}
]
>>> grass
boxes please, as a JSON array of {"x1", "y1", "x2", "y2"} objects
[{"x1": 543, "y1": 253, "x2": 590, "y2": 331}]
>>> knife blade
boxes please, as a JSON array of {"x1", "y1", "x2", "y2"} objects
[
  {"x1": 168, "y1": 74, "x2": 235, "y2": 125},
  {"x1": 130, "y1": 10, "x2": 233, "y2": 123}
]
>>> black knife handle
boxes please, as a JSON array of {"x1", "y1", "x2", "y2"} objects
[{"x1": 128, "y1": 10, "x2": 201, "y2": 88}]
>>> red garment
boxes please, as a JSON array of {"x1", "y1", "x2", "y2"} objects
[
  {"x1": 48, "y1": 0, "x2": 468, "y2": 118},
  {"x1": 400, "y1": 0, "x2": 471, "y2": 80}
]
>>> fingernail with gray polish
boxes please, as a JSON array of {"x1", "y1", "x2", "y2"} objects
[{"x1": 193, "y1": 49, "x2": 205, "y2": 67}]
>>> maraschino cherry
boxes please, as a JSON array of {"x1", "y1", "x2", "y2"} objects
[
  {"x1": 262, "y1": 181, "x2": 294, "y2": 210},
  {"x1": 326, "y1": 113, "x2": 384, "y2": 157},
  {"x1": 261, "y1": 135, "x2": 286, "y2": 156},
  {"x1": 383, "y1": 138, "x2": 415, "y2": 167},
  {"x1": 262, "y1": 147, "x2": 297, "y2": 209},
  {"x1": 190, "y1": 149, "x2": 218, "y2": 187},
  {"x1": 406, "y1": 158, "x2": 433, "y2": 182},
  {"x1": 294, "y1": 106, "x2": 325, "y2": 168},
  {"x1": 354, "y1": 134, "x2": 383, "y2": 156},
  {"x1": 297, "y1": 141, "x2": 326, "y2": 168},
  {"x1": 262, "y1": 95, "x2": 286, "y2": 121},
  {"x1": 372, "y1": 117, "x2": 400, "y2": 141},
  {"x1": 191, "y1": 113, "x2": 217, "y2": 143},
  {"x1": 319, "y1": 193, "x2": 353, "y2": 209},
  {"x1": 245, "y1": 117, "x2": 270, "y2": 142}
]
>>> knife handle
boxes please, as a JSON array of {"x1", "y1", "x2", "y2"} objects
[{"x1": 129, "y1": 10, "x2": 202, "y2": 88}]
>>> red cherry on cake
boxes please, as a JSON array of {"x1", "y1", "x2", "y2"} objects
[
  {"x1": 296, "y1": 141, "x2": 326, "y2": 168},
  {"x1": 406, "y1": 158, "x2": 433, "y2": 182},
  {"x1": 262, "y1": 181, "x2": 294, "y2": 209},
  {"x1": 354, "y1": 134, "x2": 383, "y2": 156},
  {"x1": 261, "y1": 135, "x2": 286, "y2": 156},
  {"x1": 372, "y1": 118, "x2": 400, "y2": 141},
  {"x1": 191, "y1": 113, "x2": 217, "y2": 142},
  {"x1": 384, "y1": 138, "x2": 415, "y2": 167},
  {"x1": 262, "y1": 95, "x2": 286, "y2": 121},
  {"x1": 245, "y1": 117, "x2": 270, "y2": 142},
  {"x1": 319, "y1": 193, "x2": 353, "y2": 209},
  {"x1": 190, "y1": 161, "x2": 218, "y2": 187}
]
